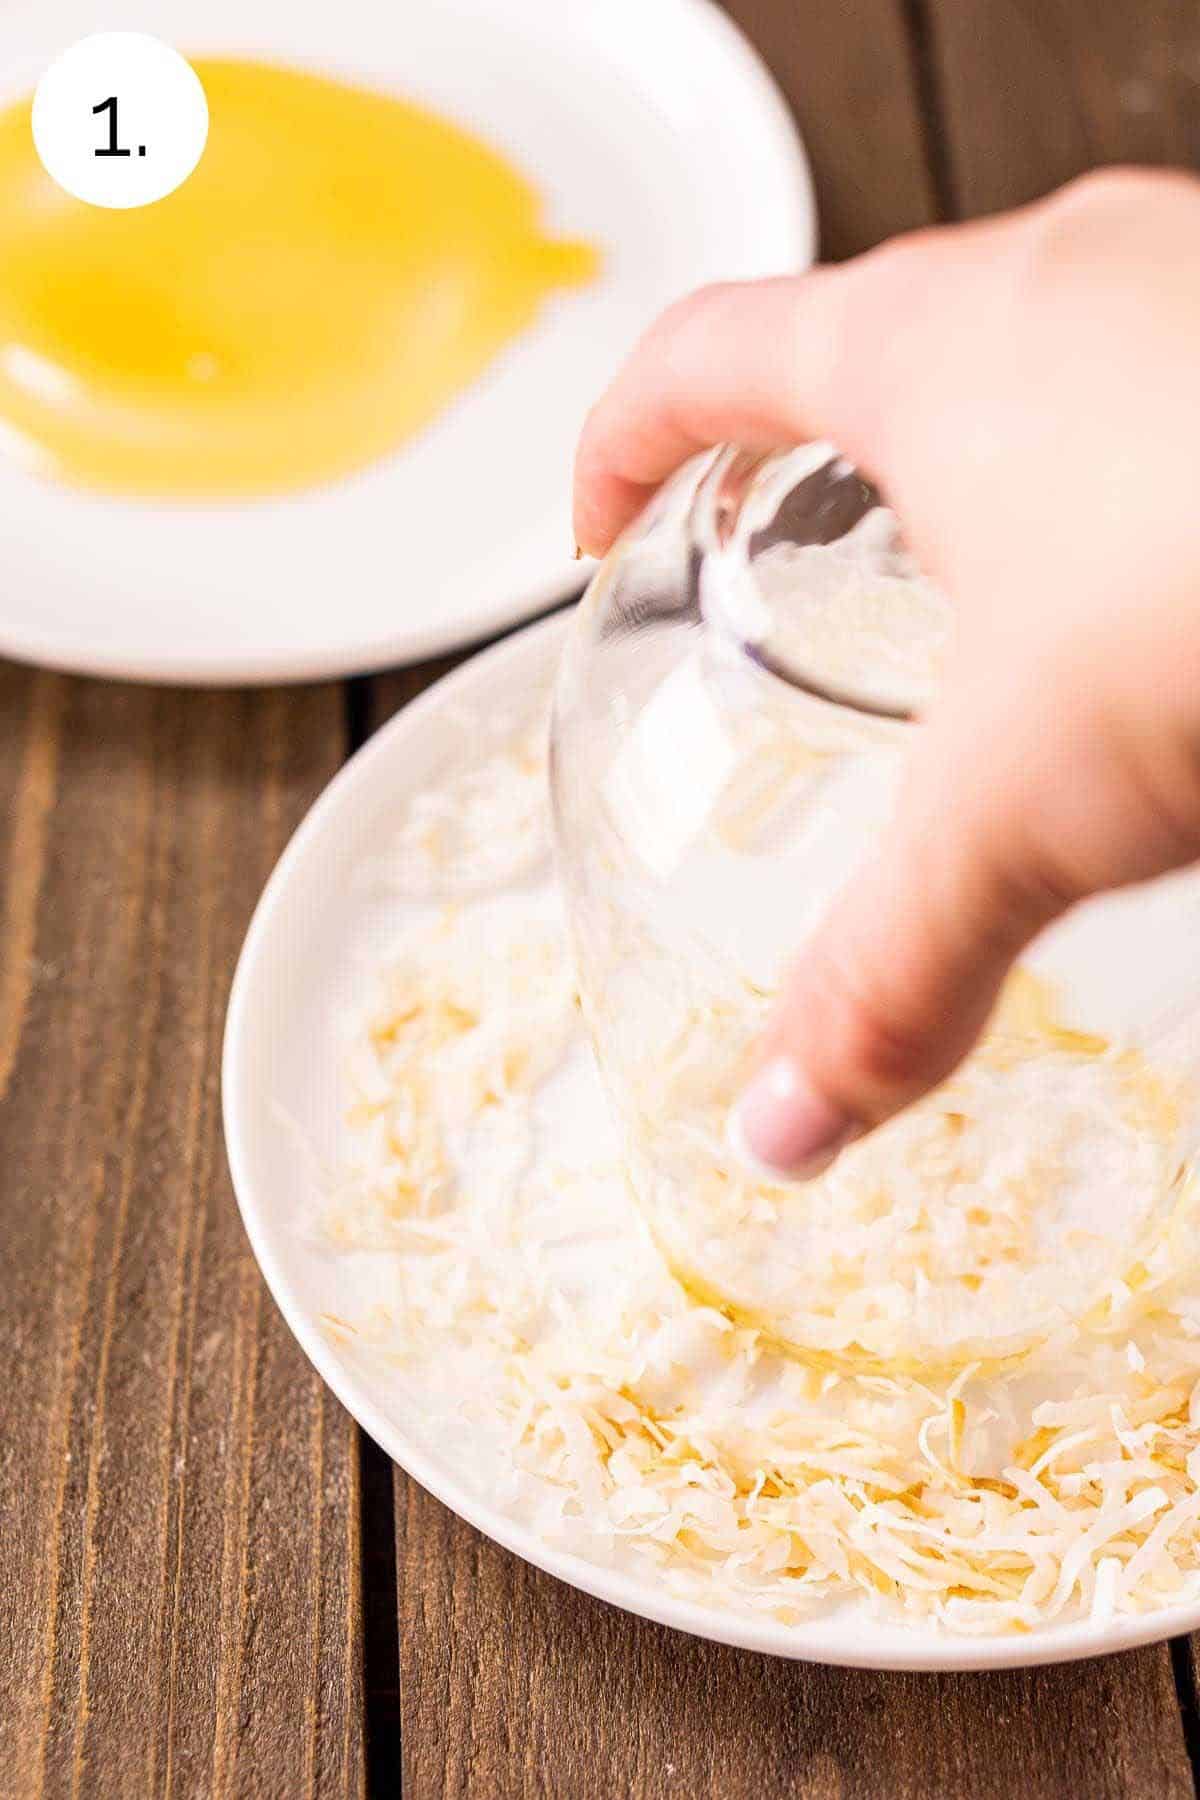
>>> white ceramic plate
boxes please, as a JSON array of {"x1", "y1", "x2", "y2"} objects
[
  {"x1": 0, "y1": 0, "x2": 813, "y2": 684},
  {"x1": 223, "y1": 611, "x2": 1200, "y2": 1670}
]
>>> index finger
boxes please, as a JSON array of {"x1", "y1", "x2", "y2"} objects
[
  {"x1": 571, "y1": 212, "x2": 1018, "y2": 557},
  {"x1": 571, "y1": 269, "x2": 866, "y2": 557}
]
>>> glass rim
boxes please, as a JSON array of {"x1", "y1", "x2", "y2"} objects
[{"x1": 689, "y1": 443, "x2": 922, "y2": 726}]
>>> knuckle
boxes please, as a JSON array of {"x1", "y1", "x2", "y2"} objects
[
  {"x1": 1103, "y1": 732, "x2": 1200, "y2": 876},
  {"x1": 654, "y1": 281, "x2": 740, "y2": 345},
  {"x1": 828, "y1": 228, "x2": 965, "y2": 471},
  {"x1": 1022, "y1": 166, "x2": 1200, "y2": 286},
  {"x1": 852, "y1": 226, "x2": 947, "y2": 285},
  {"x1": 1051, "y1": 165, "x2": 1162, "y2": 217},
  {"x1": 1054, "y1": 163, "x2": 1198, "y2": 215},
  {"x1": 638, "y1": 282, "x2": 752, "y2": 403},
  {"x1": 834, "y1": 237, "x2": 935, "y2": 373},
  {"x1": 805, "y1": 942, "x2": 934, "y2": 1094},
  {"x1": 985, "y1": 845, "x2": 1081, "y2": 939}
]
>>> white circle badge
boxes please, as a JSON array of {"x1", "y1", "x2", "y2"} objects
[{"x1": 32, "y1": 32, "x2": 208, "y2": 209}]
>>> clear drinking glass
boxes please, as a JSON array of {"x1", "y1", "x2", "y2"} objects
[{"x1": 550, "y1": 444, "x2": 1200, "y2": 1375}]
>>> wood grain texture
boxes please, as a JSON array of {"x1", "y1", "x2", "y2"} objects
[
  {"x1": 0, "y1": 669, "x2": 365, "y2": 1800},
  {"x1": 924, "y1": 0, "x2": 1200, "y2": 215},
  {"x1": 363, "y1": 655, "x2": 472, "y2": 735},
  {"x1": 395, "y1": 1481, "x2": 1193, "y2": 1800}
]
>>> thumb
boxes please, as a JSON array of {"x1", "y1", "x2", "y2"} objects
[{"x1": 732, "y1": 685, "x2": 1081, "y2": 1178}]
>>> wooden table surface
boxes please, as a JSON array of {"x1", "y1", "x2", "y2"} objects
[{"x1": 4, "y1": 4, "x2": 1200, "y2": 1795}]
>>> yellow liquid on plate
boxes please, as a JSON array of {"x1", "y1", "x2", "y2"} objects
[{"x1": 0, "y1": 58, "x2": 598, "y2": 495}]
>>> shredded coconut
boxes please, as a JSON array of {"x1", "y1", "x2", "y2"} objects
[
  {"x1": 314, "y1": 706, "x2": 1200, "y2": 1640},
  {"x1": 375, "y1": 705, "x2": 550, "y2": 898},
  {"x1": 752, "y1": 508, "x2": 951, "y2": 712},
  {"x1": 619, "y1": 965, "x2": 1190, "y2": 1372}
]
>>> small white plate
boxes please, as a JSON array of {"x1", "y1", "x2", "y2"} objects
[
  {"x1": 223, "y1": 612, "x2": 1200, "y2": 1669},
  {"x1": 0, "y1": 0, "x2": 813, "y2": 684}
]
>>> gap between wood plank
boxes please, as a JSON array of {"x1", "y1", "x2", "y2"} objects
[
  {"x1": 1171, "y1": 1638, "x2": 1200, "y2": 1800},
  {"x1": 341, "y1": 676, "x2": 405, "y2": 1794},
  {"x1": 344, "y1": 676, "x2": 373, "y2": 759},
  {"x1": 357, "y1": 1432, "x2": 404, "y2": 1796},
  {"x1": 898, "y1": 0, "x2": 959, "y2": 219}
]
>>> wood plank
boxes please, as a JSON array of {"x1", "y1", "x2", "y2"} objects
[
  {"x1": 925, "y1": 0, "x2": 1200, "y2": 215},
  {"x1": 0, "y1": 668, "x2": 365, "y2": 1799},
  {"x1": 363, "y1": 654, "x2": 470, "y2": 733},
  {"x1": 395, "y1": 1483, "x2": 1191, "y2": 1800}
]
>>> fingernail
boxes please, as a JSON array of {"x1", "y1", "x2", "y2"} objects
[{"x1": 731, "y1": 1058, "x2": 858, "y2": 1180}]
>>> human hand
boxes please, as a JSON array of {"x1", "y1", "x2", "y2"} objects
[{"x1": 573, "y1": 169, "x2": 1200, "y2": 1177}]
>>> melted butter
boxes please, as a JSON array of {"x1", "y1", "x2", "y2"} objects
[{"x1": 0, "y1": 58, "x2": 598, "y2": 495}]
